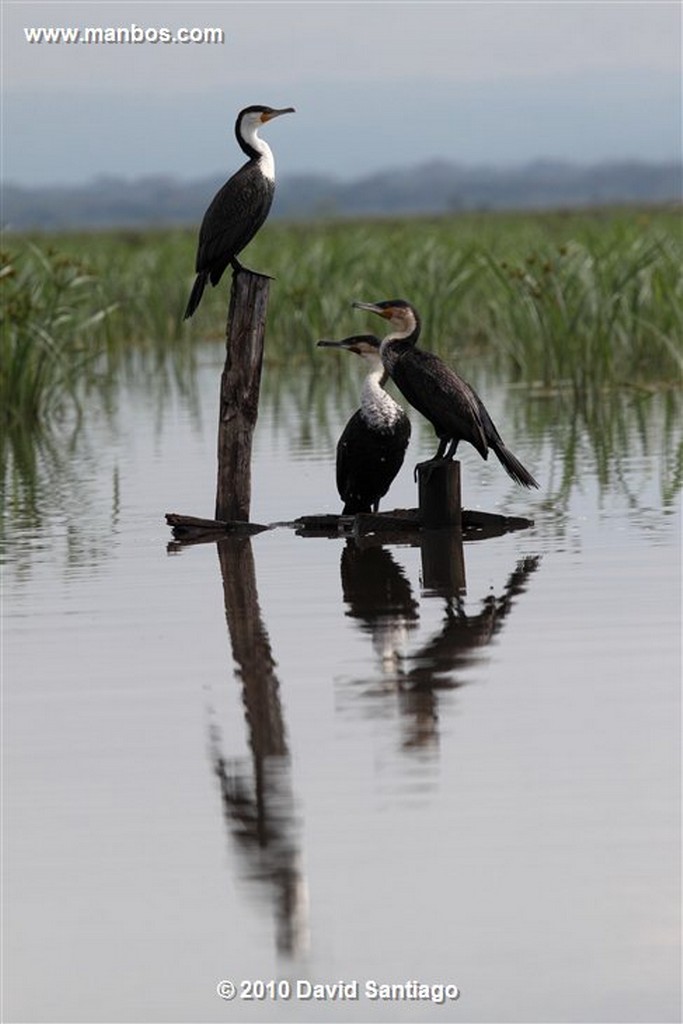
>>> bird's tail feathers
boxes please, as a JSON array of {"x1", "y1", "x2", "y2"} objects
[
  {"x1": 183, "y1": 272, "x2": 208, "y2": 320},
  {"x1": 492, "y1": 442, "x2": 539, "y2": 489}
]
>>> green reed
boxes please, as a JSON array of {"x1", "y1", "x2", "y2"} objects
[
  {"x1": 260, "y1": 210, "x2": 682, "y2": 390},
  {"x1": 1, "y1": 245, "x2": 117, "y2": 428},
  {"x1": 4, "y1": 207, "x2": 680, "y2": 435},
  {"x1": 483, "y1": 231, "x2": 682, "y2": 391}
]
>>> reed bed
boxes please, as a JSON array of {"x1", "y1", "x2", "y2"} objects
[
  {"x1": 3, "y1": 207, "x2": 680, "y2": 432},
  {"x1": 1, "y1": 245, "x2": 116, "y2": 427}
]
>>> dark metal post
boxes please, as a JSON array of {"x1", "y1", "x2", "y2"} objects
[{"x1": 215, "y1": 272, "x2": 271, "y2": 522}]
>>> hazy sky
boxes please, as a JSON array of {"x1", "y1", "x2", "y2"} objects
[{"x1": 2, "y1": 1, "x2": 681, "y2": 184}]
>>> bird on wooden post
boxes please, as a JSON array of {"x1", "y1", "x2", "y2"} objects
[
  {"x1": 184, "y1": 104, "x2": 295, "y2": 319},
  {"x1": 317, "y1": 335, "x2": 411, "y2": 514},
  {"x1": 352, "y1": 299, "x2": 539, "y2": 489}
]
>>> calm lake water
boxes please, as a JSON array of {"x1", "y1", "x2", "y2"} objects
[{"x1": 3, "y1": 342, "x2": 681, "y2": 1024}]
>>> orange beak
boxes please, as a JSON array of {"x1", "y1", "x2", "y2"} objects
[
  {"x1": 261, "y1": 107, "x2": 295, "y2": 123},
  {"x1": 352, "y1": 301, "x2": 392, "y2": 319}
]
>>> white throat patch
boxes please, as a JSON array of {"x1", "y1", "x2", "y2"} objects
[
  {"x1": 361, "y1": 367, "x2": 404, "y2": 430},
  {"x1": 258, "y1": 144, "x2": 275, "y2": 181},
  {"x1": 242, "y1": 117, "x2": 275, "y2": 180}
]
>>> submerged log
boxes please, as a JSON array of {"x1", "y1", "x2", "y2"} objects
[
  {"x1": 294, "y1": 507, "x2": 532, "y2": 540},
  {"x1": 294, "y1": 509, "x2": 421, "y2": 538},
  {"x1": 460, "y1": 509, "x2": 534, "y2": 536},
  {"x1": 167, "y1": 507, "x2": 533, "y2": 548},
  {"x1": 215, "y1": 271, "x2": 271, "y2": 523},
  {"x1": 166, "y1": 512, "x2": 268, "y2": 543}
]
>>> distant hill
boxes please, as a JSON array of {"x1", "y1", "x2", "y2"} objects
[{"x1": 3, "y1": 160, "x2": 680, "y2": 231}]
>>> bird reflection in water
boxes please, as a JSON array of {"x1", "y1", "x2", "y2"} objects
[
  {"x1": 341, "y1": 544, "x2": 420, "y2": 679},
  {"x1": 209, "y1": 536, "x2": 309, "y2": 957},
  {"x1": 340, "y1": 541, "x2": 433, "y2": 749},
  {"x1": 340, "y1": 533, "x2": 541, "y2": 751}
]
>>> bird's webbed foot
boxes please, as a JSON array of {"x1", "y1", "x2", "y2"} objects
[
  {"x1": 413, "y1": 435, "x2": 455, "y2": 480},
  {"x1": 413, "y1": 456, "x2": 452, "y2": 484}
]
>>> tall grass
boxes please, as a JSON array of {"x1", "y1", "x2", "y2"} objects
[
  {"x1": 1, "y1": 245, "x2": 116, "y2": 427},
  {"x1": 4, "y1": 207, "x2": 681, "y2": 434},
  {"x1": 484, "y1": 233, "x2": 682, "y2": 391},
  {"x1": 261, "y1": 210, "x2": 682, "y2": 389}
]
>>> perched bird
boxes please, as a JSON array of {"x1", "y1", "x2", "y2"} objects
[
  {"x1": 184, "y1": 104, "x2": 295, "y2": 319},
  {"x1": 317, "y1": 335, "x2": 411, "y2": 514},
  {"x1": 352, "y1": 300, "x2": 538, "y2": 489}
]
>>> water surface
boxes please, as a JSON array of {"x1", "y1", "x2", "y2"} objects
[{"x1": 3, "y1": 347, "x2": 680, "y2": 1023}]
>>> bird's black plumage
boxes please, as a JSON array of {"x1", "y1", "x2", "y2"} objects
[
  {"x1": 184, "y1": 104, "x2": 294, "y2": 320},
  {"x1": 352, "y1": 300, "x2": 538, "y2": 489},
  {"x1": 336, "y1": 408, "x2": 411, "y2": 514},
  {"x1": 317, "y1": 335, "x2": 411, "y2": 514}
]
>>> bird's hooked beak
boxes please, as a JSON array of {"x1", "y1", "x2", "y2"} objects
[
  {"x1": 261, "y1": 107, "x2": 296, "y2": 122},
  {"x1": 352, "y1": 301, "x2": 391, "y2": 319},
  {"x1": 317, "y1": 334, "x2": 380, "y2": 357}
]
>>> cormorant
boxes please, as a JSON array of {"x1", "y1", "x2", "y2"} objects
[
  {"x1": 352, "y1": 300, "x2": 538, "y2": 489},
  {"x1": 184, "y1": 104, "x2": 295, "y2": 319},
  {"x1": 317, "y1": 335, "x2": 411, "y2": 514}
]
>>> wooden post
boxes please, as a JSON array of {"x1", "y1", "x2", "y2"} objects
[
  {"x1": 417, "y1": 459, "x2": 462, "y2": 529},
  {"x1": 215, "y1": 271, "x2": 271, "y2": 522}
]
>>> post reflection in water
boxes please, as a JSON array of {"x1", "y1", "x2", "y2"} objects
[
  {"x1": 209, "y1": 536, "x2": 309, "y2": 957},
  {"x1": 340, "y1": 529, "x2": 541, "y2": 751}
]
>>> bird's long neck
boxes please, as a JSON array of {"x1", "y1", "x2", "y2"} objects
[
  {"x1": 236, "y1": 121, "x2": 275, "y2": 180},
  {"x1": 379, "y1": 308, "x2": 420, "y2": 359},
  {"x1": 361, "y1": 361, "x2": 403, "y2": 429},
  {"x1": 380, "y1": 323, "x2": 420, "y2": 375}
]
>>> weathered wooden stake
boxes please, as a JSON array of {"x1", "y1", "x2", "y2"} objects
[
  {"x1": 417, "y1": 459, "x2": 462, "y2": 529},
  {"x1": 215, "y1": 271, "x2": 271, "y2": 522}
]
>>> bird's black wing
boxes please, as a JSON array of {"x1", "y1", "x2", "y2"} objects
[
  {"x1": 196, "y1": 162, "x2": 275, "y2": 278},
  {"x1": 390, "y1": 349, "x2": 488, "y2": 457},
  {"x1": 337, "y1": 410, "x2": 364, "y2": 504}
]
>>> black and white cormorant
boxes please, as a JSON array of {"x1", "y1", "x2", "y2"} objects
[
  {"x1": 184, "y1": 104, "x2": 295, "y2": 320},
  {"x1": 352, "y1": 300, "x2": 539, "y2": 489},
  {"x1": 317, "y1": 335, "x2": 411, "y2": 514}
]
